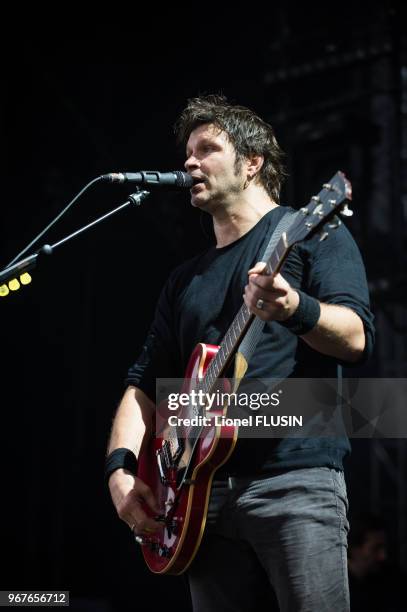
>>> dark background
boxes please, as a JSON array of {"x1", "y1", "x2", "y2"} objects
[{"x1": 1, "y1": 4, "x2": 406, "y2": 610}]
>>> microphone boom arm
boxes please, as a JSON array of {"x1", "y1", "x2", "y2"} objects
[{"x1": 0, "y1": 190, "x2": 149, "y2": 288}]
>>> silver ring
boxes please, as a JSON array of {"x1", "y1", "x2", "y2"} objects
[
  {"x1": 256, "y1": 298, "x2": 265, "y2": 310},
  {"x1": 134, "y1": 535, "x2": 144, "y2": 545}
]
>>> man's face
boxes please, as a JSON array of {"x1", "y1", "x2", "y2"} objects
[
  {"x1": 351, "y1": 530, "x2": 388, "y2": 577},
  {"x1": 184, "y1": 123, "x2": 244, "y2": 210}
]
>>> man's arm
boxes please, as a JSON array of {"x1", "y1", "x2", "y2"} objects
[
  {"x1": 300, "y1": 302, "x2": 365, "y2": 362},
  {"x1": 244, "y1": 264, "x2": 365, "y2": 363},
  {"x1": 107, "y1": 386, "x2": 161, "y2": 535}
]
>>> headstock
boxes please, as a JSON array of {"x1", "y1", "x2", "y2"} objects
[{"x1": 286, "y1": 171, "x2": 353, "y2": 247}]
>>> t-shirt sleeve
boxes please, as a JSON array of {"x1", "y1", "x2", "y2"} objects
[
  {"x1": 124, "y1": 276, "x2": 179, "y2": 401},
  {"x1": 285, "y1": 223, "x2": 375, "y2": 364}
]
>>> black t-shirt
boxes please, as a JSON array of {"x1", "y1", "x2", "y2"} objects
[{"x1": 126, "y1": 207, "x2": 375, "y2": 474}]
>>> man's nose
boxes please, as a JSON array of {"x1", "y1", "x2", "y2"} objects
[{"x1": 185, "y1": 155, "x2": 200, "y2": 171}]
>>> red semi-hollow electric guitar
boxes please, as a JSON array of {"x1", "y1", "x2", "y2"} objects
[{"x1": 137, "y1": 172, "x2": 353, "y2": 574}]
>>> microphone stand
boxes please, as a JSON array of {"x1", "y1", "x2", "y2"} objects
[{"x1": 0, "y1": 190, "x2": 149, "y2": 289}]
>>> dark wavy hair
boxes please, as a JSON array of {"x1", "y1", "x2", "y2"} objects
[{"x1": 174, "y1": 94, "x2": 286, "y2": 203}]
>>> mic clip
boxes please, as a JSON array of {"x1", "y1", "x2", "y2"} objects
[{"x1": 128, "y1": 190, "x2": 150, "y2": 206}]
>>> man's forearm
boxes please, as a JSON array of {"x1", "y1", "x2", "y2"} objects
[
  {"x1": 107, "y1": 386, "x2": 155, "y2": 458},
  {"x1": 301, "y1": 302, "x2": 366, "y2": 363},
  {"x1": 107, "y1": 386, "x2": 161, "y2": 534},
  {"x1": 245, "y1": 268, "x2": 367, "y2": 363}
]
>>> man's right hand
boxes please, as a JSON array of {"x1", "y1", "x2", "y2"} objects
[{"x1": 108, "y1": 468, "x2": 162, "y2": 535}]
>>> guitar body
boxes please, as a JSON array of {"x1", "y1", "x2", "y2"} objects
[{"x1": 137, "y1": 343, "x2": 238, "y2": 574}]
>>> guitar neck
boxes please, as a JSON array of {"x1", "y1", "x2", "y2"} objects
[{"x1": 201, "y1": 233, "x2": 291, "y2": 393}]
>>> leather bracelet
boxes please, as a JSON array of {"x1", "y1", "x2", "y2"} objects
[
  {"x1": 279, "y1": 289, "x2": 321, "y2": 336},
  {"x1": 105, "y1": 447, "x2": 138, "y2": 484}
]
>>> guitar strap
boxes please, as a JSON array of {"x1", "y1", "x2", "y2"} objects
[{"x1": 236, "y1": 208, "x2": 299, "y2": 371}]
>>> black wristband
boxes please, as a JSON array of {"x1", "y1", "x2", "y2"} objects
[
  {"x1": 105, "y1": 448, "x2": 138, "y2": 484},
  {"x1": 279, "y1": 290, "x2": 321, "y2": 336}
]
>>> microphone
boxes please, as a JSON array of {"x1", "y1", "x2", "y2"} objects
[{"x1": 102, "y1": 170, "x2": 194, "y2": 189}]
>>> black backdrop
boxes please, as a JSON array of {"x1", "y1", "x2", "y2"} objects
[{"x1": 1, "y1": 5, "x2": 406, "y2": 611}]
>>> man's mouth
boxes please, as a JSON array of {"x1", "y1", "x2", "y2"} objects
[{"x1": 190, "y1": 177, "x2": 206, "y2": 191}]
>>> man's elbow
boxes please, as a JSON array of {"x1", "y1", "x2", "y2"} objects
[{"x1": 346, "y1": 328, "x2": 366, "y2": 363}]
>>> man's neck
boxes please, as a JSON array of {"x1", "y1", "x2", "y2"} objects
[{"x1": 212, "y1": 188, "x2": 279, "y2": 248}]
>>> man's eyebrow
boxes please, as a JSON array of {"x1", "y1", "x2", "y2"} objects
[{"x1": 186, "y1": 138, "x2": 220, "y2": 155}]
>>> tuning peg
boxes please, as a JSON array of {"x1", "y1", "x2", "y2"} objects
[
  {"x1": 328, "y1": 215, "x2": 342, "y2": 229},
  {"x1": 340, "y1": 203, "x2": 353, "y2": 217},
  {"x1": 318, "y1": 230, "x2": 329, "y2": 242}
]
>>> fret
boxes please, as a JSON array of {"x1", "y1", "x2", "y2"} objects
[
  {"x1": 240, "y1": 310, "x2": 248, "y2": 328},
  {"x1": 272, "y1": 239, "x2": 288, "y2": 270},
  {"x1": 276, "y1": 243, "x2": 285, "y2": 264},
  {"x1": 269, "y1": 250, "x2": 278, "y2": 273},
  {"x1": 218, "y1": 344, "x2": 229, "y2": 371},
  {"x1": 242, "y1": 306, "x2": 250, "y2": 324},
  {"x1": 218, "y1": 351, "x2": 226, "y2": 371},
  {"x1": 235, "y1": 321, "x2": 242, "y2": 341},
  {"x1": 237, "y1": 309, "x2": 244, "y2": 330},
  {"x1": 225, "y1": 333, "x2": 232, "y2": 352},
  {"x1": 219, "y1": 356, "x2": 226, "y2": 373}
]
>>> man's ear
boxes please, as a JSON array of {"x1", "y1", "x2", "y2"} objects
[{"x1": 246, "y1": 154, "x2": 264, "y2": 179}]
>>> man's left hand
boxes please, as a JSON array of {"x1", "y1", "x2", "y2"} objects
[{"x1": 243, "y1": 261, "x2": 299, "y2": 322}]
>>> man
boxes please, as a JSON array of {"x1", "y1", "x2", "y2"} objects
[
  {"x1": 106, "y1": 95, "x2": 374, "y2": 611},
  {"x1": 348, "y1": 512, "x2": 406, "y2": 611}
]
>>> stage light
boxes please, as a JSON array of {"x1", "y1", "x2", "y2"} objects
[
  {"x1": 8, "y1": 278, "x2": 20, "y2": 291},
  {"x1": 20, "y1": 272, "x2": 32, "y2": 285}
]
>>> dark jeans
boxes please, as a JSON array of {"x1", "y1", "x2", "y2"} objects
[{"x1": 188, "y1": 467, "x2": 350, "y2": 612}]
